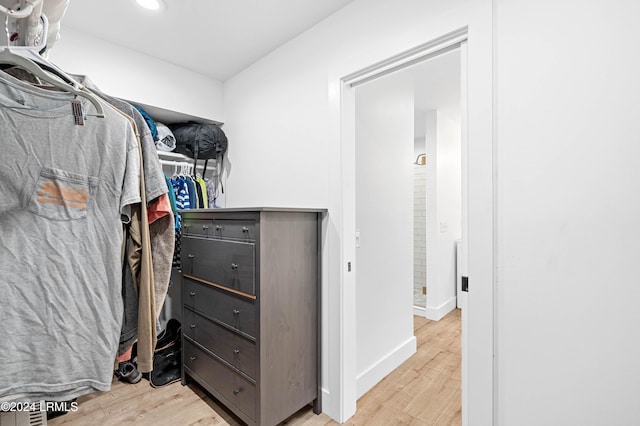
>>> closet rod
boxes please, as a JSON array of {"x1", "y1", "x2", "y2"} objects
[
  {"x1": 159, "y1": 160, "x2": 202, "y2": 167},
  {"x1": 159, "y1": 160, "x2": 207, "y2": 170}
]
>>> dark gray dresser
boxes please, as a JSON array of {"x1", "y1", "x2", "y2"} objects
[{"x1": 180, "y1": 208, "x2": 323, "y2": 426}]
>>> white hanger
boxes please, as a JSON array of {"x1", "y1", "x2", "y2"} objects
[
  {"x1": 0, "y1": 2, "x2": 35, "y2": 19},
  {"x1": 0, "y1": 8, "x2": 105, "y2": 117},
  {"x1": 5, "y1": 11, "x2": 81, "y2": 88}
]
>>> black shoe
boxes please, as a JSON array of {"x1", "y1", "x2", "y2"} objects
[
  {"x1": 150, "y1": 346, "x2": 182, "y2": 388},
  {"x1": 156, "y1": 319, "x2": 181, "y2": 352},
  {"x1": 114, "y1": 361, "x2": 143, "y2": 384}
]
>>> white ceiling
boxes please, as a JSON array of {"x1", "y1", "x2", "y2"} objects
[{"x1": 59, "y1": 0, "x2": 355, "y2": 81}]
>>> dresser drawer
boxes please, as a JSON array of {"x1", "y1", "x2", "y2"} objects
[
  {"x1": 212, "y1": 219, "x2": 257, "y2": 241},
  {"x1": 184, "y1": 307, "x2": 257, "y2": 379},
  {"x1": 183, "y1": 237, "x2": 256, "y2": 296},
  {"x1": 183, "y1": 277, "x2": 257, "y2": 339},
  {"x1": 182, "y1": 219, "x2": 213, "y2": 237},
  {"x1": 184, "y1": 339, "x2": 256, "y2": 421}
]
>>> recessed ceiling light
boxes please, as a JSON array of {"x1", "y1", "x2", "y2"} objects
[{"x1": 136, "y1": 0, "x2": 166, "y2": 11}]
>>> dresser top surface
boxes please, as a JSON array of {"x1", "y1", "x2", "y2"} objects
[{"x1": 180, "y1": 207, "x2": 327, "y2": 214}]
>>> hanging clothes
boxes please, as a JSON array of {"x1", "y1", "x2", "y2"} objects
[
  {"x1": 169, "y1": 175, "x2": 190, "y2": 269},
  {"x1": 0, "y1": 69, "x2": 140, "y2": 402},
  {"x1": 75, "y1": 75, "x2": 174, "y2": 372},
  {"x1": 195, "y1": 176, "x2": 208, "y2": 209},
  {"x1": 171, "y1": 177, "x2": 191, "y2": 210},
  {"x1": 184, "y1": 175, "x2": 198, "y2": 209},
  {"x1": 148, "y1": 193, "x2": 172, "y2": 224},
  {"x1": 165, "y1": 174, "x2": 179, "y2": 227},
  {"x1": 205, "y1": 177, "x2": 217, "y2": 208}
]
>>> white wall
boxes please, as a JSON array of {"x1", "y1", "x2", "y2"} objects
[
  {"x1": 413, "y1": 137, "x2": 427, "y2": 308},
  {"x1": 424, "y1": 110, "x2": 462, "y2": 320},
  {"x1": 437, "y1": 111, "x2": 462, "y2": 312},
  {"x1": 495, "y1": 1, "x2": 640, "y2": 425},
  {"x1": 49, "y1": 27, "x2": 224, "y2": 122},
  {"x1": 425, "y1": 111, "x2": 439, "y2": 313},
  {"x1": 354, "y1": 78, "x2": 416, "y2": 398},
  {"x1": 223, "y1": 0, "x2": 494, "y2": 422}
]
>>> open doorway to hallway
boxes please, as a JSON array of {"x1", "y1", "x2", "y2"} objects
[{"x1": 352, "y1": 44, "x2": 464, "y2": 414}]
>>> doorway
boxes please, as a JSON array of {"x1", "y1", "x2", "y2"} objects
[
  {"x1": 352, "y1": 41, "x2": 464, "y2": 402},
  {"x1": 335, "y1": 26, "x2": 492, "y2": 423}
]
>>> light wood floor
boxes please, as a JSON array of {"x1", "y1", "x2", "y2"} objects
[{"x1": 49, "y1": 310, "x2": 461, "y2": 426}]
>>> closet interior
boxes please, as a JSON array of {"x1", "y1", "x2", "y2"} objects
[{"x1": 0, "y1": 2, "x2": 321, "y2": 426}]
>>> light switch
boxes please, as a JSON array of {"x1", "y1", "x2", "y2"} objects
[
  {"x1": 355, "y1": 229, "x2": 361, "y2": 248},
  {"x1": 440, "y1": 222, "x2": 448, "y2": 233}
]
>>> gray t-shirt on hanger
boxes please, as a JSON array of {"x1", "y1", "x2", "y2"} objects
[{"x1": 0, "y1": 71, "x2": 140, "y2": 402}]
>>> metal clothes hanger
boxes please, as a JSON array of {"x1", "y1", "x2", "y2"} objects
[{"x1": 0, "y1": 6, "x2": 105, "y2": 117}]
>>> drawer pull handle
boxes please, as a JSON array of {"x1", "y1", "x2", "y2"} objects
[
  {"x1": 242, "y1": 227, "x2": 249, "y2": 233},
  {"x1": 187, "y1": 254, "x2": 195, "y2": 259},
  {"x1": 233, "y1": 349, "x2": 240, "y2": 355},
  {"x1": 189, "y1": 292, "x2": 196, "y2": 296},
  {"x1": 233, "y1": 388, "x2": 242, "y2": 395},
  {"x1": 202, "y1": 225, "x2": 209, "y2": 230},
  {"x1": 231, "y1": 263, "x2": 238, "y2": 270},
  {"x1": 216, "y1": 225, "x2": 223, "y2": 230},
  {"x1": 233, "y1": 309, "x2": 240, "y2": 315},
  {"x1": 190, "y1": 356, "x2": 197, "y2": 361},
  {"x1": 190, "y1": 324, "x2": 196, "y2": 329}
]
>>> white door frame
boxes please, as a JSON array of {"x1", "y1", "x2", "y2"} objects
[{"x1": 336, "y1": 26, "x2": 495, "y2": 425}]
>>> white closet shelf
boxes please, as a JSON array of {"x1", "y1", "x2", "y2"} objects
[
  {"x1": 157, "y1": 151, "x2": 196, "y2": 162},
  {"x1": 122, "y1": 99, "x2": 223, "y2": 127}
]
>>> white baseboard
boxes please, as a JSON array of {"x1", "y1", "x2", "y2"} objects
[
  {"x1": 320, "y1": 387, "x2": 335, "y2": 421},
  {"x1": 355, "y1": 336, "x2": 417, "y2": 399},
  {"x1": 424, "y1": 296, "x2": 457, "y2": 321},
  {"x1": 413, "y1": 305, "x2": 427, "y2": 317}
]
